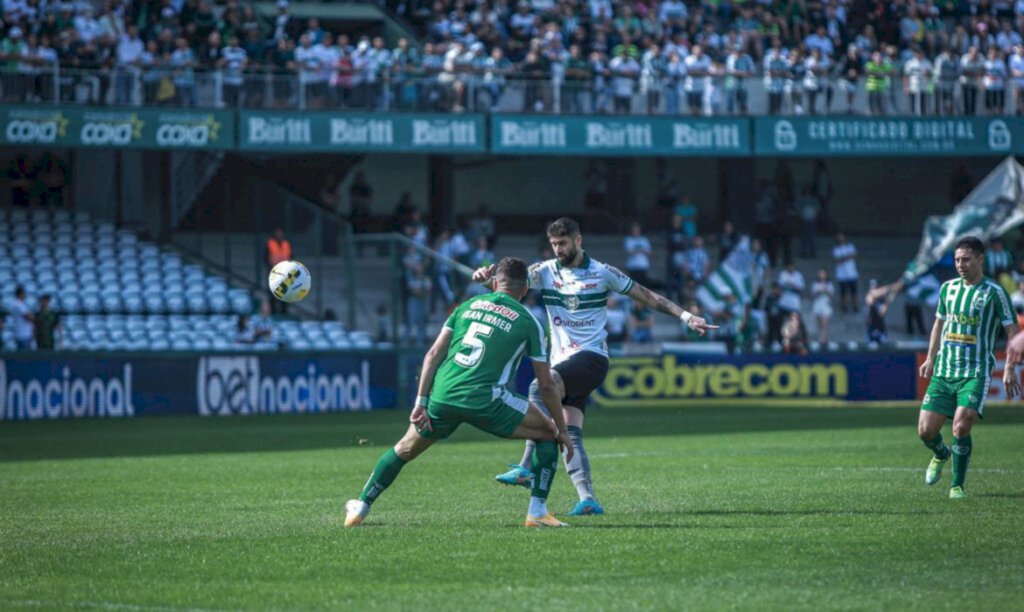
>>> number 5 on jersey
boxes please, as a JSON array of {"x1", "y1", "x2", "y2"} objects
[{"x1": 454, "y1": 322, "x2": 494, "y2": 368}]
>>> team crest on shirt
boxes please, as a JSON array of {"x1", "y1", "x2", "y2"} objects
[
  {"x1": 971, "y1": 292, "x2": 987, "y2": 313},
  {"x1": 565, "y1": 295, "x2": 580, "y2": 311}
]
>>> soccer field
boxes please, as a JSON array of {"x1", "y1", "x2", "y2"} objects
[{"x1": 2, "y1": 403, "x2": 1023, "y2": 610}]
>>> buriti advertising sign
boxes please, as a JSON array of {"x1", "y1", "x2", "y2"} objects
[
  {"x1": 0, "y1": 106, "x2": 234, "y2": 149},
  {"x1": 490, "y1": 114, "x2": 749, "y2": 156},
  {"x1": 755, "y1": 116, "x2": 1022, "y2": 156},
  {"x1": 239, "y1": 110, "x2": 486, "y2": 153}
]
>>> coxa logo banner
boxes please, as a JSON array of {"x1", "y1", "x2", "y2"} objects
[
  {"x1": 756, "y1": 117, "x2": 1022, "y2": 156},
  {"x1": 0, "y1": 105, "x2": 233, "y2": 149},
  {"x1": 239, "y1": 111, "x2": 485, "y2": 153},
  {"x1": 491, "y1": 115, "x2": 749, "y2": 156}
]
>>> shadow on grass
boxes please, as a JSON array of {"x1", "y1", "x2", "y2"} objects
[
  {"x1": 975, "y1": 492, "x2": 1024, "y2": 499},
  {"x1": 2, "y1": 405, "x2": 1022, "y2": 463}
]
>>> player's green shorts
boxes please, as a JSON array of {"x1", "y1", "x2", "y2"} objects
[
  {"x1": 417, "y1": 390, "x2": 528, "y2": 440},
  {"x1": 922, "y1": 376, "x2": 989, "y2": 418}
]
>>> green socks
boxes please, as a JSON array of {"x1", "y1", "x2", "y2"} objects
[
  {"x1": 359, "y1": 448, "x2": 407, "y2": 505},
  {"x1": 531, "y1": 440, "x2": 559, "y2": 500},
  {"x1": 923, "y1": 433, "x2": 951, "y2": 460},
  {"x1": 951, "y1": 436, "x2": 972, "y2": 489}
]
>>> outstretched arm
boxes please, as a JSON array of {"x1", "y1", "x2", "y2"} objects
[
  {"x1": 626, "y1": 283, "x2": 718, "y2": 336},
  {"x1": 410, "y1": 327, "x2": 453, "y2": 431}
]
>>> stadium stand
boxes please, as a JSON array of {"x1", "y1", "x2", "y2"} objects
[
  {"x1": 0, "y1": 207, "x2": 374, "y2": 351},
  {"x1": 2, "y1": 0, "x2": 1023, "y2": 115}
]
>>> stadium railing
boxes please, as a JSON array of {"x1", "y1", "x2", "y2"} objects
[
  {"x1": 169, "y1": 176, "x2": 472, "y2": 343},
  {"x1": 6, "y1": 66, "x2": 1019, "y2": 117}
]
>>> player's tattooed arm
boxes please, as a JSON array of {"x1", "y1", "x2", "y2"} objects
[
  {"x1": 628, "y1": 283, "x2": 684, "y2": 318},
  {"x1": 627, "y1": 283, "x2": 718, "y2": 336}
]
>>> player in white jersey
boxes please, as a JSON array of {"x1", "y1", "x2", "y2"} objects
[{"x1": 473, "y1": 217, "x2": 715, "y2": 515}]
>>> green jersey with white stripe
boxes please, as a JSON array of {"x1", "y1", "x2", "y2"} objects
[
  {"x1": 933, "y1": 277, "x2": 1014, "y2": 378},
  {"x1": 431, "y1": 292, "x2": 547, "y2": 408},
  {"x1": 530, "y1": 252, "x2": 635, "y2": 365}
]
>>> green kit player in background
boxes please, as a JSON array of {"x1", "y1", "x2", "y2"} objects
[
  {"x1": 345, "y1": 257, "x2": 575, "y2": 528},
  {"x1": 918, "y1": 236, "x2": 1019, "y2": 499}
]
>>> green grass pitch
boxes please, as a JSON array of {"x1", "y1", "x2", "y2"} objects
[{"x1": 2, "y1": 403, "x2": 1024, "y2": 610}]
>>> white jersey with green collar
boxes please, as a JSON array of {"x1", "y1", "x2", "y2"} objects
[{"x1": 529, "y1": 252, "x2": 635, "y2": 365}]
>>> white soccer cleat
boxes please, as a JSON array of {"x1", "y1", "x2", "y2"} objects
[{"x1": 344, "y1": 499, "x2": 370, "y2": 527}]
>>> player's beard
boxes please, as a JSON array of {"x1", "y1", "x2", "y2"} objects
[{"x1": 557, "y1": 245, "x2": 578, "y2": 267}]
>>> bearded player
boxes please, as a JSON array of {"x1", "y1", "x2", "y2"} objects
[{"x1": 473, "y1": 217, "x2": 716, "y2": 516}]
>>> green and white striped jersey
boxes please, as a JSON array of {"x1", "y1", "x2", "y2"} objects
[
  {"x1": 933, "y1": 277, "x2": 1015, "y2": 378},
  {"x1": 530, "y1": 252, "x2": 635, "y2": 365}
]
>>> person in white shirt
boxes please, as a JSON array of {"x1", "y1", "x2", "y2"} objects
[
  {"x1": 624, "y1": 221, "x2": 652, "y2": 287},
  {"x1": 777, "y1": 261, "x2": 805, "y2": 315},
  {"x1": 811, "y1": 268, "x2": 835, "y2": 344},
  {"x1": 1009, "y1": 45, "x2": 1024, "y2": 115},
  {"x1": 10, "y1": 286, "x2": 34, "y2": 350},
  {"x1": 115, "y1": 25, "x2": 144, "y2": 105},
  {"x1": 804, "y1": 26, "x2": 835, "y2": 57},
  {"x1": 608, "y1": 48, "x2": 639, "y2": 114},
  {"x1": 294, "y1": 33, "x2": 325, "y2": 108},
  {"x1": 316, "y1": 32, "x2": 341, "y2": 107},
  {"x1": 997, "y1": 21, "x2": 1022, "y2": 54},
  {"x1": 658, "y1": 0, "x2": 687, "y2": 23},
  {"x1": 983, "y1": 47, "x2": 1007, "y2": 115},
  {"x1": 832, "y1": 232, "x2": 859, "y2": 312},
  {"x1": 903, "y1": 47, "x2": 933, "y2": 115},
  {"x1": 218, "y1": 35, "x2": 248, "y2": 107},
  {"x1": 803, "y1": 47, "x2": 831, "y2": 115},
  {"x1": 683, "y1": 44, "x2": 711, "y2": 114}
]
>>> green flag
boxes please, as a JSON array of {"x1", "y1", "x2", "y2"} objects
[{"x1": 904, "y1": 156, "x2": 1024, "y2": 282}]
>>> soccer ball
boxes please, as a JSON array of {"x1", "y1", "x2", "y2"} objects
[{"x1": 268, "y1": 260, "x2": 311, "y2": 303}]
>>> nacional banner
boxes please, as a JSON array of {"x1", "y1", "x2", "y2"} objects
[
  {"x1": 238, "y1": 110, "x2": 486, "y2": 153},
  {"x1": 490, "y1": 114, "x2": 749, "y2": 156},
  {"x1": 0, "y1": 105, "x2": 235, "y2": 149},
  {"x1": 754, "y1": 116, "x2": 1023, "y2": 156},
  {"x1": 0, "y1": 352, "x2": 398, "y2": 421}
]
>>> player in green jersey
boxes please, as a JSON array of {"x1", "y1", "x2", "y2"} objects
[
  {"x1": 344, "y1": 257, "x2": 575, "y2": 528},
  {"x1": 918, "y1": 236, "x2": 1019, "y2": 499}
]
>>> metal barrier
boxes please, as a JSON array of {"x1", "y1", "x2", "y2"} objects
[{"x1": 4, "y1": 65, "x2": 1021, "y2": 117}]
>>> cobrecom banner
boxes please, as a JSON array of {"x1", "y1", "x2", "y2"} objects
[
  {"x1": 0, "y1": 353, "x2": 397, "y2": 420},
  {"x1": 0, "y1": 106, "x2": 235, "y2": 149},
  {"x1": 591, "y1": 352, "x2": 919, "y2": 405}
]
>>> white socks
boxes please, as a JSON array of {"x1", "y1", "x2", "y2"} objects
[{"x1": 528, "y1": 496, "x2": 547, "y2": 517}]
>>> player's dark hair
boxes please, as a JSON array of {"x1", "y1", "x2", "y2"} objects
[
  {"x1": 956, "y1": 235, "x2": 985, "y2": 256},
  {"x1": 547, "y1": 217, "x2": 580, "y2": 238},
  {"x1": 494, "y1": 257, "x2": 529, "y2": 293}
]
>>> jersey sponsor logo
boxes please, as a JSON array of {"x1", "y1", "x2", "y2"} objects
[
  {"x1": 944, "y1": 332, "x2": 978, "y2": 346},
  {"x1": 469, "y1": 299, "x2": 521, "y2": 321},
  {"x1": 596, "y1": 356, "x2": 848, "y2": 405},
  {"x1": 584, "y1": 283, "x2": 598, "y2": 289},
  {"x1": 552, "y1": 316, "x2": 597, "y2": 328},
  {"x1": 952, "y1": 313, "x2": 981, "y2": 326}
]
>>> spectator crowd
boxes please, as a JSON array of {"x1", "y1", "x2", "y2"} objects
[{"x1": 4, "y1": 0, "x2": 1024, "y2": 114}]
